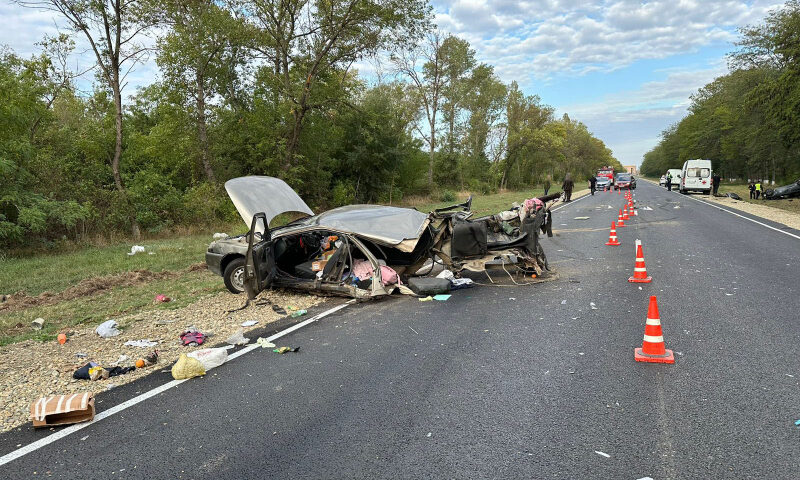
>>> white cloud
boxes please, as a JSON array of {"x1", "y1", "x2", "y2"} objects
[
  {"x1": 433, "y1": 0, "x2": 785, "y2": 83},
  {"x1": 561, "y1": 64, "x2": 728, "y2": 165}
]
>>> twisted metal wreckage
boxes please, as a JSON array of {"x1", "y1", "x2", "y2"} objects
[{"x1": 204, "y1": 176, "x2": 562, "y2": 300}]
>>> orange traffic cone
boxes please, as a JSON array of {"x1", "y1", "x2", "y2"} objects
[
  {"x1": 628, "y1": 244, "x2": 652, "y2": 283},
  {"x1": 622, "y1": 205, "x2": 630, "y2": 220},
  {"x1": 617, "y1": 209, "x2": 626, "y2": 227},
  {"x1": 635, "y1": 296, "x2": 674, "y2": 364},
  {"x1": 617, "y1": 188, "x2": 621, "y2": 195},
  {"x1": 605, "y1": 222, "x2": 620, "y2": 246}
]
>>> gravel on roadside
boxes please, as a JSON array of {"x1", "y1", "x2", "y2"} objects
[
  {"x1": 0, "y1": 289, "x2": 321, "y2": 433},
  {"x1": 703, "y1": 194, "x2": 800, "y2": 231}
]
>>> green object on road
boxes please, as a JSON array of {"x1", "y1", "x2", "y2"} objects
[
  {"x1": 433, "y1": 294, "x2": 451, "y2": 301},
  {"x1": 290, "y1": 309, "x2": 307, "y2": 317}
]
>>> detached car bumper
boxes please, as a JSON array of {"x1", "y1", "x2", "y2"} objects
[{"x1": 205, "y1": 251, "x2": 224, "y2": 276}]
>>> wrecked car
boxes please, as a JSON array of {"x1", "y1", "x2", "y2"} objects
[
  {"x1": 764, "y1": 179, "x2": 800, "y2": 200},
  {"x1": 205, "y1": 176, "x2": 558, "y2": 299}
]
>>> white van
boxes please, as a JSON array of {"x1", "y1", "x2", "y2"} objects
[
  {"x1": 666, "y1": 169, "x2": 682, "y2": 188},
  {"x1": 680, "y1": 159, "x2": 712, "y2": 195}
]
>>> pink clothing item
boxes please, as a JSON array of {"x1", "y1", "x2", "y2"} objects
[
  {"x1": 379, "y1": 265, "x2": 400, "y2": 285},
  {"x1": 352, "y1": 260, "x2": 401, "y2": 286},
  {"x1": 352, "y1": 260, "x2": 374, "y2": 281}
]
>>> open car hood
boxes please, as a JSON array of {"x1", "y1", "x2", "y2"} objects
[{"x1": 225, "y1": 176, "x2": 314, "y2": 228}]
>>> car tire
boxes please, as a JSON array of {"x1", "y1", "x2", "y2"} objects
[{"x1": 223, "y1": 257, "x2": 246, "y2": 294}]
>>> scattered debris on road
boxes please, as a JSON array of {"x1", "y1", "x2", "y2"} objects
[
  {"x1": 187, "y1": 347, "x2": 228, "y2": 370},
  {"x1": 171, "y1": 354, "x2": 205, "y2": 380},
  {"x1": 240, "y1": 320, "x2": 258, "y2": 327},
  {"x1": 273, "y1": 346, "x2": 299, "y2": 354},
  {"x1": 256, "y1": 337, "x2": 276, "y2": 349},
  {"x1": 594, "y1": 451, "x2": 610, "y2": 458},
  {"x1": 30, "y1": 392, "x2": 95, "y2": 428}
]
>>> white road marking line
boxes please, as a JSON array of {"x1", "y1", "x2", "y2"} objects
[
  {"x1": 660, "y1": 185, "x2": 800, "y2": 241},
  {"x1": 551, "y1": 193, "x2": 590, "y2": 212},
  {"x1": 0, "y1": 300, "x2": 354, "y2": 467}
]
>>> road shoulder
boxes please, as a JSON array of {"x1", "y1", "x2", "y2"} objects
[{"x1": 639, "y1": 177, "x2": 800, "y2": 233}]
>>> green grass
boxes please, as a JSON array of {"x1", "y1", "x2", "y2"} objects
[
  {"x1": 717, "y1": 183, "x2": 800, "y2": 214},
  {"x1": 0, "y1": 270, "x2": 224, "y2": 346},
  {"x1": 0, "y1": 232, "x2": 233, "y2": 297}
]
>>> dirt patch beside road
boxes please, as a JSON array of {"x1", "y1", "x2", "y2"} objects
[
  {"x1": 0, "y1": 289, "x2": 322, "y2": 433},
  {"x1": 1, "y1": 263, "x2": 208, "y2": 313}
]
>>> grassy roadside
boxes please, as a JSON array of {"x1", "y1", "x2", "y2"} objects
[
  {"x1": 717, "y1": 183, "x2": 800, "y2": 214},
  {"x1": 0, "y1": 271, "x2": 225, "y2": 346},
  {"x1": 0, "y1": 189, "x2": 543, "y2": 345}
]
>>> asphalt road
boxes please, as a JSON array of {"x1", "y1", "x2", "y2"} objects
[{"x1": 2, "y1": 181, "x2": 799, "y2": 479}]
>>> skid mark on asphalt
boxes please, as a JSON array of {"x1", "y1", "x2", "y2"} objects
[{"x1": 656, "y1": 380, "x2": 678, "y2": 480}]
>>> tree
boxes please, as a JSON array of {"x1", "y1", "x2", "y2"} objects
[
  {"x1": 439, "y1": 36, "x2": 475, "y2": 160},
  {"x1": 155, "y1": 1, "x2": 247, "y2": 184},
  {"x1": 240, "y1": 0, "x2": 431, "y2": 171},
  {"x1": 16, "y1": 0, "x2": 155, "y2": 237},
  {"x1": 461, "y1": 64, "x2": 506, "y2": 186},
  {"x1": 392, "y1": 31, "x2": 445, "y2": 190},
  {"x1": 498, "y1": 82, "x2": 554, "y2": 189}
]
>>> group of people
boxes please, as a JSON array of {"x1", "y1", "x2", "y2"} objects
[
  {"x1": 542, "y1": 174, "x2": 576, "y2": 201},
  {"x1": 541, "y1": 174, "x2": 591, "y2": 202},
  {"x1": 749, "y1": 180, "x2": 766, "y2": 199}
]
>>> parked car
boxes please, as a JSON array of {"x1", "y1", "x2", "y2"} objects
[
  {"x1": 595, "y1": 176, "x2": 611, "y2": 191},
  {"x1": 614, "y1": 173, "x2": 636, "y2": 190},
  {"x1": 764, "y1": 179, "x2": 800, "y2": 199},
  {"x1": 659, "y1": 175, "x2": 667, "y2": 186},
  {"x1": 679, "y1": 159, "x2": 712, "y2": 194},
  {"x1": 206, "y1": 176, "x2": 558, "y2": 299}
]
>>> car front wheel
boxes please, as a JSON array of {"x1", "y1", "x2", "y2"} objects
[{"x1": 223, "y1": 257, "x2": 246, "y2": 294}]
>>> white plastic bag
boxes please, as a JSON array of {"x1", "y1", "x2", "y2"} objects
[
  {"x1": 127, "y1": 245, "x2": 145, "y2": 256},
  {"x1": 187, "y1": 347, "x2": 228, "y2": 371},
  {"x1": 226, "y1": 329, "x2": 249, "y2": 346},
  {"x1": 96, "y1": 320, "x2": 120, "y2": 338}
]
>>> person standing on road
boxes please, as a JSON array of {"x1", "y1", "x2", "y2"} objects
[
  {"x1": 589, "y1": 176, "x2": 597, "y2": 195},
  {"x1": 749, "y1": 181, "x2": 756, "y2": 199},
  {"x1": 666, "y1": 172, "x2": 673, "y2": 191},
  {"x1": 755, "y1": 180, "x2": 762, "y2": 199},
  {"x1": 543, "y1": 176, "x2": 551, "y2": 196},
  {"x1": 712, "y1": 172, "x2": 721, "y2": 195},
  {"x1": 562, "y1": 173, "x2": 574, "y2": 202}
]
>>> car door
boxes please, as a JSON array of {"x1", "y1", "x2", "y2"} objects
[{"x1": 243, "y1": 212, "x2": 276, "y2": 300}]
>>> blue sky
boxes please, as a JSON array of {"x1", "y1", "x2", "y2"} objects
[{"x1": 0, "y1": 0, "x2": 786, "y2": 166}]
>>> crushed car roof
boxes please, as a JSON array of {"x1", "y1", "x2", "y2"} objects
[
  {"x1": 295, "y1": 204, "x2": 430, "y2": 247},
  {"x1": 225, "y1": 176, "x2": 314, "y2": 227}
]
